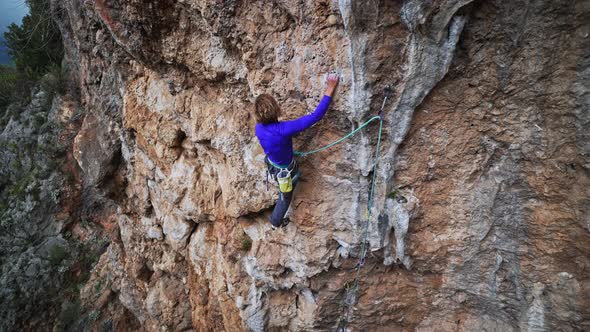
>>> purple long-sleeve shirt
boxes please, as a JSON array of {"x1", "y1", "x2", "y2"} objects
[{"x1": 255, "y1": 95, "x2": 332, "y2": 165}]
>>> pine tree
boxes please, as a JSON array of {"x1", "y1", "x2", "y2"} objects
[{"x1": 3, "y1": 0, "x2": 63, "y2": 78}]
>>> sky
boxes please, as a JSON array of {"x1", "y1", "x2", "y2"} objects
[{"x1": 0, "y1": 0, "x2": 29, "y2": 65}]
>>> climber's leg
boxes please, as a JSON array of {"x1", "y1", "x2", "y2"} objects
[
  {"x1": 283, "y1": 170, "x2": 300, "y2": 219},
  {"x1": 270, "y1": 179, "x2": 297, "y2": 227}
]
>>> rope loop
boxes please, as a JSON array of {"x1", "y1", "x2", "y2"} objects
[{"x1": 294, "y1": 115, "x2": 382, "y2": 157}]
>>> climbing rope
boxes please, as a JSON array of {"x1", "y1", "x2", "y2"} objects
[
  {"x1": 336, "y1": 115, "x2": 383, "y2": 332},
  {"x1": 293, "y1": 115, "x2": 382, "y2": 157},
  {"x1": 294, "y1": 85, "x2": 390, "y2": 158},
  {"x1": 292, "y1": 89, "x2": 390, "y2": 331}
]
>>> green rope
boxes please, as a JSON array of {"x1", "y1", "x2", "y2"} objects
[
  {"x1": 299, "y1": 113, "x2": 384, "y2": 331},
  {"x1": 337, "y1": 116, "x2": 383, "y2": 332},
  {"x1": 294, "y1": 116, "x2": 382, "y2": 157},
  {"x1": 290, "y1": 93, "x2": 389, "y2": 331}
]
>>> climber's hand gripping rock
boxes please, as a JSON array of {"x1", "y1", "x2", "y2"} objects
[{"x1": 325, "y1": 73, "x2": 339, "y2": 97}]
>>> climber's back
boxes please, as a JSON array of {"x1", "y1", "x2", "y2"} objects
[{"x1": 255, "y1": 93, "x2": 333, "y2": 165}]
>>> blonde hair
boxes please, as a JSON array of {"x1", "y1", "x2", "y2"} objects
[{"x1": 254, "y1": 94, "x2": 280, "y2": 124}]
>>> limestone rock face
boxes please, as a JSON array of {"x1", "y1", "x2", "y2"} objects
[{"x1": 53, "y1": 0, "x2": 589, "y2": 331}]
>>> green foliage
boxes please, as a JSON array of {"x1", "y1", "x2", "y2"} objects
[
  {"x1": 0, "y1": 0, "x2": 65, "y2": 123},
  {"x1": 48, "y1": 244, "x2": 69, "y2": 266},
  {"x1": 0, "y1": 201, "x2": 8, "y2": 214},
  {"x1": 32, "y1": 112, "x2": 46, "y2": 129},
  {"x1": 56, "y1": 300, "x2": 81, "y2": 331},
  {"x1": 7, "y1": 172, "x2": 35, "y2": 199},
  {"x1": 93, "y1": 278, "x2": 105, "y2": 295},
  {"x1": 387, "y1": 190, "x2": 397, "y2": 200},
  {"x1": 0, "y1": 66, "x2": 19, "y2": 108},
  {"x1": 87, "y1": 310, "x2": 100, "y2": 323},
  {"x1": 3, "y1": 0, "x2": 64, "y2": 77},
  {"x1": 40, "y1": 63, "x2": 67, "y2": 104},
  {"x1": 0, "y1": 66, "x2": 35, "y2": 114},
  {"x1": 240, "y1": 233, "x2": 253, "y2": 252}
]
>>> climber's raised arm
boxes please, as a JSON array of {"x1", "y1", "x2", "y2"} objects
[{"x1": 277, "y1": 73, "x2": 339, "y2": 137}]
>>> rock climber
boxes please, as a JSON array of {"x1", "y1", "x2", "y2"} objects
[{"x1": 254, "y1": 73, "x2": 340, "y2": 229}]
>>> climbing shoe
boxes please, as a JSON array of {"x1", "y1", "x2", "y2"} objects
[{"x1": 271, "y1": 218, "x2": 290, "y2": 230}]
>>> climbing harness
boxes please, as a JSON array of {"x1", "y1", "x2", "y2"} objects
[
  {"x1": 291, "y1": 88, "x2": 390, "y2": 331},
  {"x1": 265, "y1": 157, "x2": 299, "y2": 192}
]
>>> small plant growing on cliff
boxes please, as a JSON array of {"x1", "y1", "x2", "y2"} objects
[
  {"x1": 40, "y1": 64, "x2": 67, "y2": 105},
  {"x1": 0, "y1": 66, "x2": 20, "y2": 110},
  {"x1": 241, "y1": 234, "x2": 252, "y2": 252},
  {"x1": 48, "y1": 244, "x2": 68, "y2": 266},
  {"x1": 87, "y1": 310, "x2": 100, "y2": 323},
  {"x1": 32, "y1": 112, "x2": 46, "y2": 129},
  {"x1": 56, "y1": 300, "x2": 81, "y2": 330},
  {"x1": 94, "y1": 277, "x2": 105, "y2": 295}
]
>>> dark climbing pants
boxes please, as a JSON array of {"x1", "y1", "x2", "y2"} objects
[
  {"x1": 266, "y1": 158, "x2": 300, "y2": 227},
  {"x1": 270, "y1": 181, "x2": 297, "y2": 226}
]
